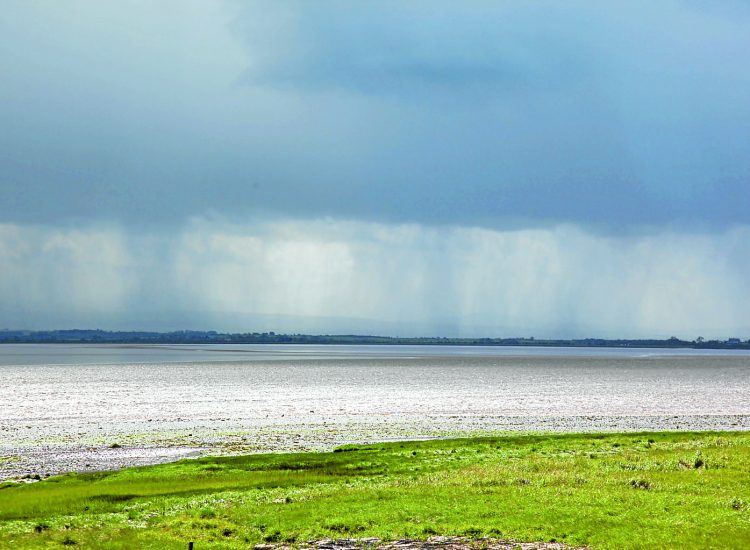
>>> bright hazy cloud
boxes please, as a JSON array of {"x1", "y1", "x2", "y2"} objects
[{"x1": 1, "y1": 221, "x2": 748, "y2": 338}]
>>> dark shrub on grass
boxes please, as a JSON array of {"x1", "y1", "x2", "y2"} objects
[
  {"x1": 630, "y1": 479, "x2": 651, "y2": 490},
  {"x1": 463, "y1": 527, "x2": 482, "y2": 537}
]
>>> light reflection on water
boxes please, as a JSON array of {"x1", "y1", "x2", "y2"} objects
[{"x1": 2, "y1": 344, "x2": 749, "y2": 424}]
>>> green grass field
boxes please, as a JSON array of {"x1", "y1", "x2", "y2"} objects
[{"x1": 1, "y1": 432, "x2": 748, "y2": 549}]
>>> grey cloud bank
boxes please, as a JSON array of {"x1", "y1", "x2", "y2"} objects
[
  {"x1": 2, "y1": 220, "x2": 748, "y2": 339},
  {"x1": 1, "y1": 1, "x2": 749, "y2": 228},
  {"x1": 2, "y1": 1, "x2": 749, "y2": 336}
]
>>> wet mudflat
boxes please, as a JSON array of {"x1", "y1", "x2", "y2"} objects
[{"x1": 2, "y1": 344, "x2": 749, "y2": 480}]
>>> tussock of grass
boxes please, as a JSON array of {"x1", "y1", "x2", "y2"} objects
[{"x1": 0, "y1": 432, "x2": 748, "y2": 549}]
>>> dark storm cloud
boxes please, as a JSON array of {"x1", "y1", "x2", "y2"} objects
[
  {"x1": 1, "y1": 0, "x2": 749, "y2": 229},
  {"x1": 235, "y1": 1, "x2": 591, "y2": 94},
  {"x1": 2, "y1": 1, "x2": 750, "y2": 336}
]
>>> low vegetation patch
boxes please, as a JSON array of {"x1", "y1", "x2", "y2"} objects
[{"x1": 0, "y1": 432, "x2": 748, "y2": 549}]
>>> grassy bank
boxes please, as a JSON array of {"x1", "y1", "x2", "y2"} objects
[{"x1": 1, "y1": 432, "x2": 748, "y2": 549}]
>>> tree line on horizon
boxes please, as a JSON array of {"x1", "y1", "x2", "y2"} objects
[{"x1": 0, "y1": 329, "x2": 748, "y2": 349}]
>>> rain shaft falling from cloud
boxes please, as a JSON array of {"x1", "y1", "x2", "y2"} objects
[{"x1": 1, "y1": 220, "x2": 748, "y2": 338}]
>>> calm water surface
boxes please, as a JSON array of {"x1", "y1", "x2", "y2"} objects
[{"x1": 1, "y1": 344, "x2": 749, "y2": 478}]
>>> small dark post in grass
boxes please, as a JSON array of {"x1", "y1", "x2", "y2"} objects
[{"x1": 188, "y1": 543, "x2": 193, "y2": 550}]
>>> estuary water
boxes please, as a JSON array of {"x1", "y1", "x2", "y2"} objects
[{"x1": 1, "y1": 344, "x2": 749, "y2": 479}]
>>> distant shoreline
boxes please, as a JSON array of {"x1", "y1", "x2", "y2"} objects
[{"x1": 1, "y1": 329, "x2": 748, "y2": 349}]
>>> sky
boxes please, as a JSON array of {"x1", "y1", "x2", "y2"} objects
[{"x1": 1, "y1": 0, "x2": 749, "y2": 338}]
